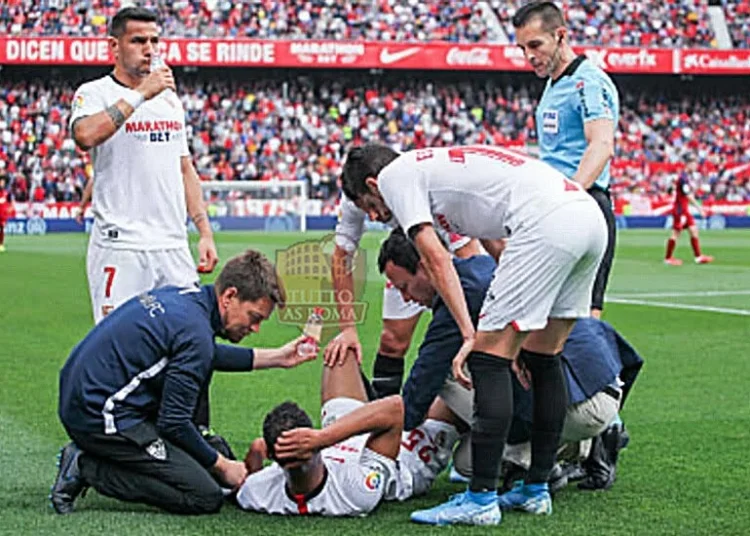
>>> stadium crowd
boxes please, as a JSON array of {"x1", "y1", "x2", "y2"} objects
[
  {"x1": 1, "y1": 0, "x2": 739, "y2": 48},
  {"x1": 0, "y1": 0, "x2": 497, "y2": 42},
  {"x1": 722, "y1": 0, "x2": 750, "y2": 49},
  {"x1": 1, "y1": 76, "x2": 749, "y2": 205}
]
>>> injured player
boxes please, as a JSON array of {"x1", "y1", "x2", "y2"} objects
[{"x1": 235, "y1": 347, "x2": 466, "y2": 517}]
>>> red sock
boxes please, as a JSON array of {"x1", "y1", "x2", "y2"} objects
[
  {"x1": 665, "y1": 238, "x2": 676, "y2": 259},
  {"x1": 690, "y1": 237, "x2": 701, "y2": 257}
]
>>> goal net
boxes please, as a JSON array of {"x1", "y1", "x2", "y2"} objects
[{"x1": 199, "y1": 180, "x2": 310, "y2": 232}]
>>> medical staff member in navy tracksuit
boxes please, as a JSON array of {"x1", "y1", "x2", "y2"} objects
[
  {"x1": 51, "y1": 250, "x2": 316, "y2": 515},
  {"x1": 513, "y1": 2, "x2": 620, "y2": 320},
  {"x1": 377, "y1": 229, "x2": 642, "y2": 492}
]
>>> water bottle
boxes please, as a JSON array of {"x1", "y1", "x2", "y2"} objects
[
  {"x1": 150, "y1": 53, "x2": 175, "y2": 98},
  {"x1": 297, "y1": 307, "x2": 324, "y2": 358}
]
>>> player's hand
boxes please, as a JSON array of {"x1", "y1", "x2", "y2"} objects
[
  {"x1": 75, "y1": 206, "x2": 85, "y2": 224},
  {"x1": 275, "y1": 428, "x2": 322, "y2": 459},
  {"x1": 512, "y1": 358, "x2": 532, "y2": 391},
  {"x1": 197, "y1": 235, "x2": 219, "y2": 274},
  {"x1": 136, "y1": 66, "x2": 176, "y2": 100},
  {"x1": 278, "y1": 335, "x2": 319, "y2": 369},
  {"x1": 452, "y1": 335, "x2": 475, "y2": 389},
  {"x1": 323, "y1": 328, "x2": 362, "y2": 367}
]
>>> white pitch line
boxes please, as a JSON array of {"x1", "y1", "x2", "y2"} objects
[
  {"x1": 606, "y1": 297, "x2": 750, "y2": 316},
  {"x1": 610, "y1": 290, "x2": 750, "y2": 299}
]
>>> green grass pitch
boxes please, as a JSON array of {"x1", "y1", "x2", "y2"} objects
[{"x1": 0, "y1": 230, "x2": 748, "y2": 535}]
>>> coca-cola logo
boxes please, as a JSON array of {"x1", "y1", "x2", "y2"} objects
[
  {"x1": 445, "y1": 47, "x2": 493, "y2": 67},
  {"x1": 502, "y1": 46, "x2": 527, "y2": 68}
]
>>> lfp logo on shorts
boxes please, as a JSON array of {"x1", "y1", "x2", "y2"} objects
[{"x1": 275, "y1": 234, "x2": 369, "y2": 342}]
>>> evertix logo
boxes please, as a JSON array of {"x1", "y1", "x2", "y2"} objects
[{"x1": 275, "y1": 234, "x2": 369, "y2": 340}]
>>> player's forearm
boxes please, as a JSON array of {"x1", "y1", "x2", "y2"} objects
[
  {"x1": 245, "y1": 438, "x2": 267, "y2": 474},
  {"x1": 80, "y1": 178, "x2": 93, "y2": 206},
  {"x1": 331, "y1": 245, "x2": 357, "y2": 331},
  {"x1": 572, "y1": 138, "x2": 614, "y2": 190},
  {"x1": 423, "y1": 250, "x2": 475, "y2": 340},
  {"x1": 73, "y1": 95, "x2": 143, "y2": 150},
  {"x1": 182, "y1": 160, "x2": 212, "y2": 239},
  {"x1": 317, "y1": 396, "x2": 402, "y2": 449}
]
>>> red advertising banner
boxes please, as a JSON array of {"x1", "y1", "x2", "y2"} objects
[
  {"x1": 0, "y1": 36, "x2": 746, "y2": 75},
  {"x1": 679, "y1": 49, "x2": 750, "y2": 75}
]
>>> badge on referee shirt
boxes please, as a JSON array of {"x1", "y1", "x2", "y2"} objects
[{"x1": 542, "y1": 110, "x2": 559, "y2": 134}]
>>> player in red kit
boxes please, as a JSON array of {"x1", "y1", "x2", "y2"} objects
[
  {"x1": 0, "y1": 177, "x2": 9, "y2": 253},
  {"x1": 664, "y1": 156, "x2": 714, "y2": 266}
]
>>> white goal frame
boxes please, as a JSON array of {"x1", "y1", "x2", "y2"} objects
[{"x1": 200, "y1": 180, "x2": 309, "y2": 232}]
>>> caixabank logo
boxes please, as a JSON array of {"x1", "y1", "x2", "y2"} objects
[{"x1": 275, "y1": 234, "x2": 369, "y2": 340}]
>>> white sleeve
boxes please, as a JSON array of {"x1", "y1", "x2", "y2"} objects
[
  {"x1": 378, "y1": 163, "x2": 433, "y2": 236},
  {"x1": 69, "y1": 82, "x2": 106, "y2": 127},
  {"x1": 334, "y1": 195, "x2": 366, "y2": 253}
]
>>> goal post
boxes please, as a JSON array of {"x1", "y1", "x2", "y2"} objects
[{"x1": 200, "y1": 180, "x2": 309, "y2": 232}]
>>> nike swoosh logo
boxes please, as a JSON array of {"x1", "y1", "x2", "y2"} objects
[{"x1": 379, "y1": 47, "x2": 421, "y2": 65}]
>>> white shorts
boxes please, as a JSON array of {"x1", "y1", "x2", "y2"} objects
[
  {"x1": 478, "y1": 199, "x2": 607, "y2": 332},
  {"x1": 382, "y1": 281, "x2": 427, "y2": 320},
  {"x1": 87, "y1": 242, "x2": 198, "y2": 324},
  {"x1": 320, "y1": 398, "x2": 402, "y2": 502},
  {"x1": 397, "y1": 419, "x2": 459, "y2": 499}
]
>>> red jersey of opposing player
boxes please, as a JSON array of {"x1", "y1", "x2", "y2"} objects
[
  {"x1": 672, "y1": 172, "x2": 695, "y2": 231},
  {"x1": 0, "y1": 187, "x2": 9, "y2": 223}
]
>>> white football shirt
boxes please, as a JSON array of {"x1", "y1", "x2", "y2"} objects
[
  {"x1": 335, "y1": 194, "x2": 471, "y2": 253},
  {"x1": 70, "y1": 75, "x2": 191, "y2": 250},
  {"x1": 377, "y1": 145, "x2": 591, "y2": 240},
  {"x1": 236, "y1": 439, "x2": 389, "y2": 517}
]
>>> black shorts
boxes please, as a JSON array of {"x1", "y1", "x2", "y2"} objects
[{"x1": 588, "y1": 187, "x2": 616, "y2": 311}]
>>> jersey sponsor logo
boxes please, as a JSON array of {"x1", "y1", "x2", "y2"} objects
[
  {"x1": 364, "y1": 471, "x2": 382, "y2": 491},
  {"x1": 125, "y1": 119, "x2": 185, "y2": 143},
  {"x1": 542, "y1": 110, "x2": 559, "y2": 134}
]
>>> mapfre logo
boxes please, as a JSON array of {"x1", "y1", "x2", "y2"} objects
[
  {"x1": 583, "y1": 48, "x2": 657, "y2": 70},
  {"x1": 445, "y1": 47, "x2": 493, "y2": 67}
]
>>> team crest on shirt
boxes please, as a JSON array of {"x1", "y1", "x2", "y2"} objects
[{"x1": 364, "y1": 471, "x2": 382, "y2": 491}]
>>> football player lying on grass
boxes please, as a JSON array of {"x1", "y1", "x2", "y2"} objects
[{"x1": 236, "y1": 348, "x2": 466, "y2": 517}]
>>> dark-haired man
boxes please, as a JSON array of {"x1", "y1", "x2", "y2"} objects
[
  {"x1": 513, "y1": 1, "x2": 620, "y2": 319},
  {"x1": 51, "y1": 250, "x2": 317, "y2": 515},
  {"x1": 70, "y1": 6, "x2": 217, "y2": 325},
  {"x1": 340, "y1": 141, "x2": 607, "y2": 525}
]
